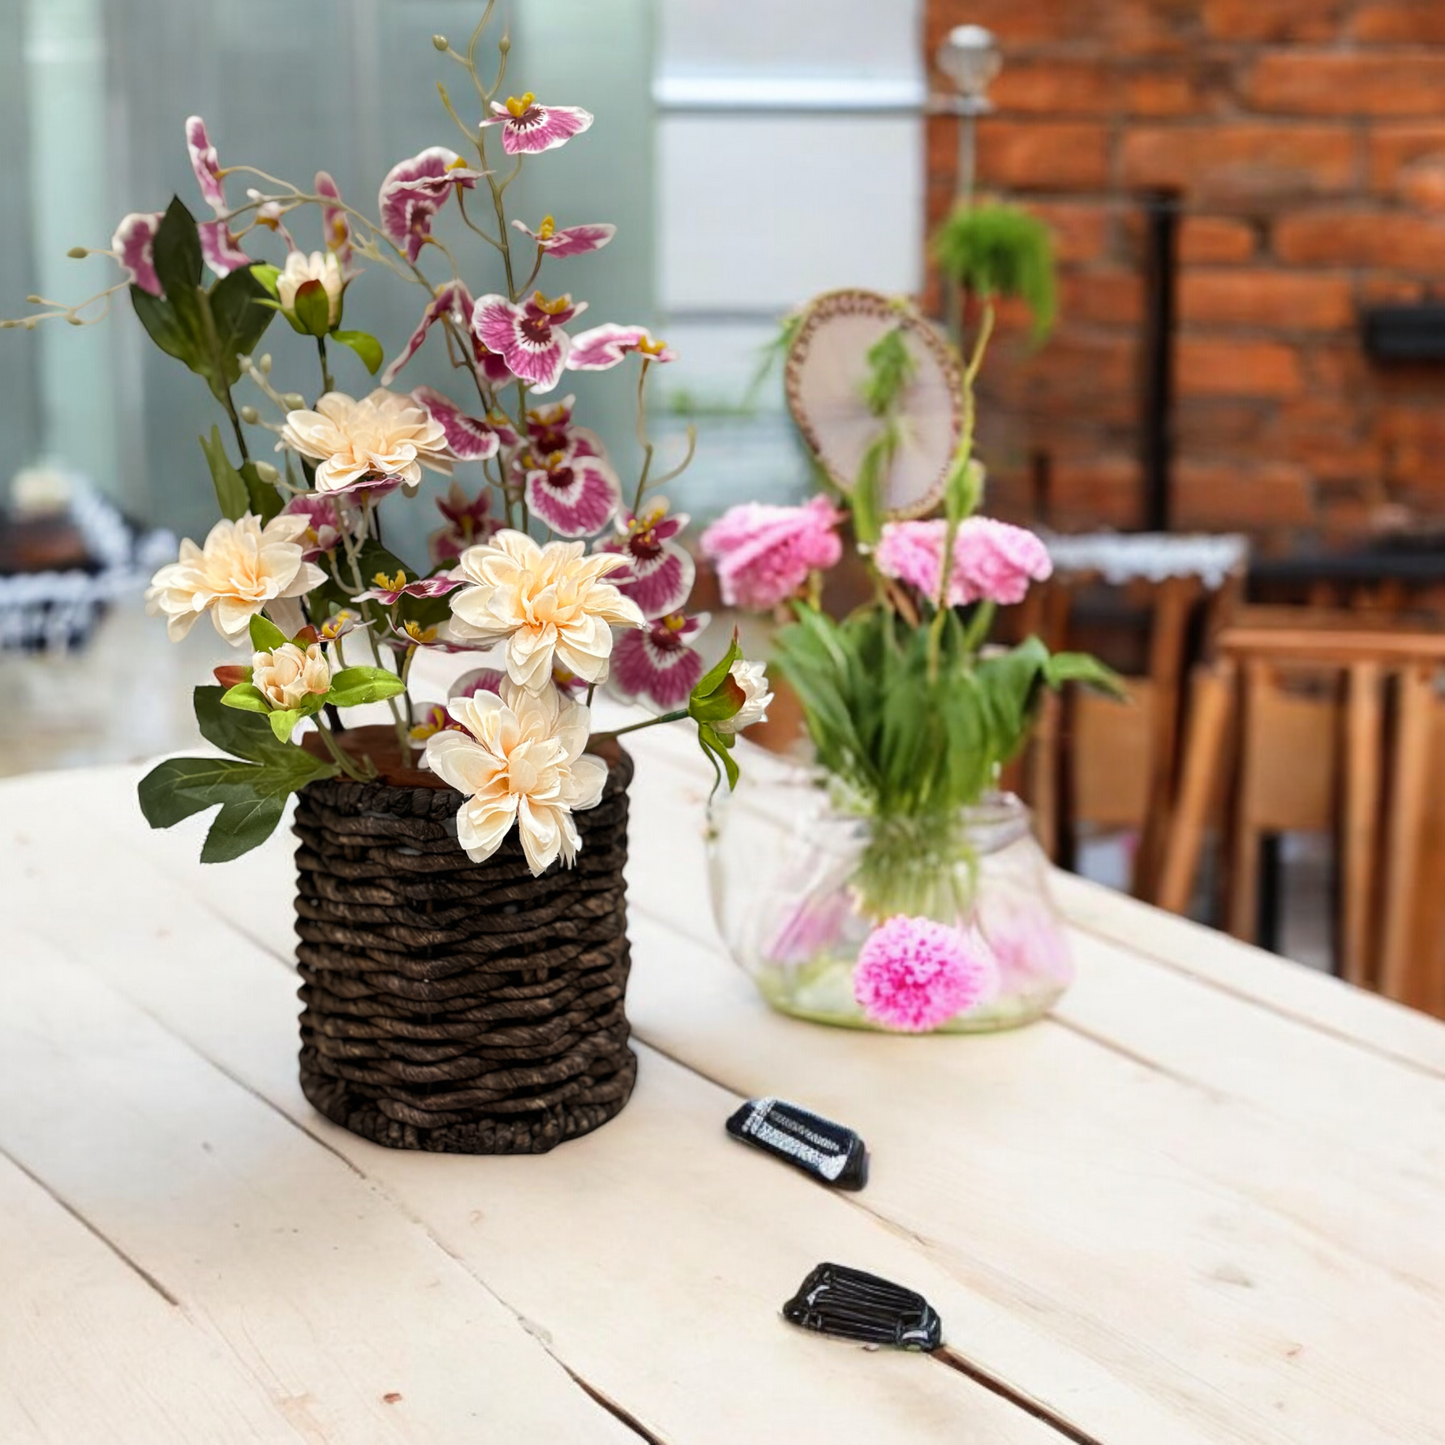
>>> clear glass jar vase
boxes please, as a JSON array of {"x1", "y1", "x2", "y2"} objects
[{"x1": 706, "y1": 762, "x2": 1072, "y2": 1033}]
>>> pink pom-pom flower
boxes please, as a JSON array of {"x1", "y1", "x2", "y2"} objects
[
  {"x1": 875, "y1": 518, "x2": 1052, "y2": 608},
  {"x1": 853, "y1": 915, "x2": 997, "y2": 1032},
  {"x1": 699, "y1": 496, "x2": 843, "y2": 611}
]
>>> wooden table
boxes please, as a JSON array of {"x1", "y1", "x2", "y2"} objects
[{"x1": 3, "y1": 728, "x2": 1444, "y2": 1444}]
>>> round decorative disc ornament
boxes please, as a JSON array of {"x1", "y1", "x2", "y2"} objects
[{"x1": 784, "y1": 289, "x2": 964, "y2": 520}]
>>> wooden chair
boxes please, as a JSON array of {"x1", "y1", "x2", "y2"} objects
[{"x1": 1159, "y1": 619, "x2": 1445, "y2": 1013}]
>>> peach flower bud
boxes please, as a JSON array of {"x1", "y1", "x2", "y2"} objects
[{"x1": 253, "y1": 641, "x2": 331, "y2": 710}]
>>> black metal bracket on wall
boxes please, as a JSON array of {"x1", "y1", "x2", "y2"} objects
[{"x1": 1139, "y1": 190, "x2": 1180, "y2": 534}]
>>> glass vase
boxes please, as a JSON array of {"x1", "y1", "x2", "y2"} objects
[{"x1": 706, "y1": 762, "x2": 1072, "y2": 1033}]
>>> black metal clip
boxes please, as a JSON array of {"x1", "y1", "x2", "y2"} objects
[
  {"x1": 783, "y1": 1263, "x2": 943, "y2": 1352},
  {"x1": 725, "y1": 1096, "x2": 869, "y2": 1190}
]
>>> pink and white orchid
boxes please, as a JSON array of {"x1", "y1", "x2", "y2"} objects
[
  {"x1": 411, "y1": 386, "x2": 506, "y2": 461},
  {"x1": 519, "y1": 444, "x2": 622, "y2": 538},
  {"x1": 567, "y1": 324, "x2": 677, "y2": 372},
  {"x1": 185, "y1": 116, "x2": 227, "y2": 215},
  {"x1": 112, "y1": 213, "x2": 163, "y2": 296},
  {"x1": 524, "y1": 395, "x2": 604, "y2": 459},
  {"x1": 199, "y1": 220, "x2": 251, "y2": 278},
  {"x1": 381, "y1": 280, "x2": 516, "y2": 391},
  {"x1": 378, "y1": 147, "x2": 485, "y2": 263},
  {"x1": 480, "y1": 94, "x2": 594, "y2": 156},
  {"x1": 428, "y1": 481, "x2": 498, "y2": 565},
  {"x1": 599, "y1": 500, "x2": 695, "y2": 619},
  {"x1": 472, "y1": 291, "x2": 586, "y2": 394},
  {"x1": 511, "y1": 217, "x2": 616, "y2": 257},
  {"x1": 315, "y1": 171, "x2": 354, "y2": 266},
  {"x1": 609, "y1": 612, "x2": 710, "y2": 712},
  {"x1": 355, "y1": 570, "x2": 465, "y2": 608},
  {"x1": 281, "y1": 492, "x2": 350, "y2": 561}
]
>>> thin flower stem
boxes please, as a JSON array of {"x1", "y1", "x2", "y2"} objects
[
  {"x1": 521, "y1": 245, "x2": 545, "y2": 293},
  {"x1": 316, "y1": 335, "x2": 334, "y2": 395},
  {"x1": 631, "y1": 359, "x2": 655, "y2": 515},
  {"x1": 466, "y1": 0, "x2": 498, "y2": 103},
  {"x1": 340, "y1": 497, "x2": 410, "y2": 756},
  {"x1": 456, "y1": 188, "x2": 506, "y2": 254},
  {"x1": 476, "y1": 129, "x2": 517, "y2": 299},
  {"x1": 313, "y1": 713, "x2": 369, "y2": 782},
  {"x1": 436, "y1": 80, "x2": 482, "y2": 155},
  {"x1": 590, "y1": 708, "x2": 689, "y2": 743}
]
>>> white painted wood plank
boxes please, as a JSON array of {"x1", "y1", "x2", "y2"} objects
[
  {"x1": 2, "y1": 788, "x2": 1069, "y2": 1444},
  {"x1": 10, "y1": 770, "x2": 1445, "y2": 1443},
  {"x1": 0, "y1": 1153, "x2": 312, "y2": 1445},
  {"x1": 0, "y1": 930, "x2": 640, "y2": 1445}
]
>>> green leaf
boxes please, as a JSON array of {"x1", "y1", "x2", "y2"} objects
[
  {"x1": 129, "y1": 286, "x2": 195, "y2": 365},
  {"x1": 1043, "y1": 649, "x2": 1127, "y2": 699},
  {"x1": 268, "y1": 709, "x2": 302, "y2": 742},
  {"x1": 248, "y1": 614, "x2": 290, "y2": 653},
  {"x1": 209, "y1": 265, "x2": 275, "y2": 384},
  {"x1": 239, "y1": 461, "x2": 283, "y2": 524},
  {"x1": 138, "y1": 758, "x2": 230, "y2": 829},
  {"x1": 292, "y1": 278, "x2": 332, "y2": 338},
  {"x1": 201, "y1": 794, "x2": 287, "y2": 864},
  {"x1": 250, "y1": 263, "x2": 281, "y2": 297},
  {"x1": 221, "y1": 683, "x2": 271, "y2": 714},
  {"x1": 199, "y1": 426, "x2": 248, "y2": 521},
  {"x1": 193, "y1": 684, "x2": 285, "y2": 763},
  {"x1": 692, "y1": 630, "x2": 743, "y2": 702},
  {"x1": 327, "y1": 665, "x2": 405, "y2": 709},
  {"x1": 696, "y1": 723, "x2": 740, "y2": 799},
  {"x1": 932, "y1": 201, "x2": 1057, "y2": 343},
  {"x1": 332, "y1": 329, "x2": 383, "y2": 375},
  {"x1": 943, "y1": 453, "x2": 984, "y2": 527},
  {"x1": 150, "y1": 196, "x2": 203, "y2": 302},
  {"x1": 862, "y1": 326, "x2": 915, "y2": 417}
]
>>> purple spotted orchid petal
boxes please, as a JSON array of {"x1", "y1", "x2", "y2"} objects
[
  {"x1": 601, "y1": 501, "x2": 695, "y2": 619},
  {"x1": 411, "y1": 386, "x2": 504, "y2": 462},
  {"x1": 608, "y1": 612, "x2": 710, "y2": 712},
  {"x1": 356, "y1": 572, "x2": 466, "y2": 607},
  {"x1": 480, "y1": 95, "x2": 594, "y2": 156},
  {"x1": 185, "y1": 116, "x2": 227, "y2": 215},
  {"x1": 524, "y1": 396, "x2": 602, "y2": 459},
  {"x1": 523, "y1": 444, "x2": 622, "y2": 538},
  {"x1": 315, "y1": 171, "x2": 354, "y2": 267},
  {"x1": 378, "y1": 147, "x2": 485, "y2": 263},
  {"x1": 199, "y1": 219, "x2": 250, "y2": 277},
  {"x1": 567, "y1": 323, "x2": 678, "y2": 372},
  {"x1": 511, "y1": 218, "x2": 616, "y2": 257},
  {"x1": 112, "y1": 212, "x2": 164, "y2": 296},
  {"x1": 471, "y1": 291, "x2": 586, "y2": 394},
  {"x1": 281, "y1": 493, "x2": 350, "y2": 561},
  {"x1": 449, "y1": 668, "x2": 506, "y2": 701},
  {"x1": 428, "y1": 481, "x2": 498, "y2": 565}
]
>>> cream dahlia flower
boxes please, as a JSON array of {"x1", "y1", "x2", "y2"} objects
[
  {"x1": 145, "y1": 513, "x2": 327, "y2": 644},
  {"x1": 278, "y1": 388, "x2": 453, "y2": 493},
  {"x1": 713, "y1": 658, "x2": 773, "y2": 735},
  {"x1": 448, "y1": 529, "x2": 644, "y2": 692},
  {"x1": 253, "y1": 641, "x2": 331, "y2": 709},
  {"x1": 423, "y1": 678, "x2": 608, "y2": 875},
  {"x1": 276, "y1": 249, "x2": 344, "y2": 327}
]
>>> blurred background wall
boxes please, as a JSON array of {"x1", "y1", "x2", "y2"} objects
[{"x1": 925, "y1": 0, "x2": 1445, "y2": 549}]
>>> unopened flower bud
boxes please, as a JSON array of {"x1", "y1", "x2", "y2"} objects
[
  {"x1": 25, "y1": 295, "x2": 41, "y2": 305},
  {"x1": 240, "y1": 405, "x2": 260, "y2": 424},
  {"x1": 254, "y1": 461, "x2": 280, "y2": 484},
  {"x1": 258, "y1": 353, "x2": 273, "y2": 374},
  {"x1": 283, "y1": 392, "x2": 306, "y2": 411},
  {"x1": 237, "y1": 354, "x2": 252, "y2": 371},
  {"x1": 66, "y1": 246, "x2": 89, "y2": 259},
  {"x1": 0, "y1": 320, "x2": 13, "y2": 330},
  {"x1": 498, "y1": 33, "x2": 511, "y2": 52},
  {"x1": 66, "y1": 315, "x2": 83, "y2": 326},
  {"x1": 432, "y1": 33, "x2": 448, "y2": 50}
]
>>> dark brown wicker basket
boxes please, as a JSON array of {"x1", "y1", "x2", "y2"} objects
[{"x1": 292, "y1": 730, "x2": 636, "y2": 1154}]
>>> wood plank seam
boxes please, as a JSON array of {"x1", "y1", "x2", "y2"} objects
[
  {"x1": 560, "y1": 1367, "x2": 668, "y2": 1445},
  {"x1": 1046, "y1": 1015, "x2": 1230, "y2": 1103},
  {"x1": 0, "y1": 1140, "x2": 181, "y2": 1308},
  {"x1": 933, "y1": 1348, "x2": 1107, "y2": 1445}
]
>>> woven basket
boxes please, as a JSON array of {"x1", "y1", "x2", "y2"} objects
[{"x1": 292, "y1": 730, "x2": 636, "y2": 1154}]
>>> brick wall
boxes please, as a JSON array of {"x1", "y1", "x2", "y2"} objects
[{"x1": 924, "y1": 0, "x2": 1445, "y2": 546}]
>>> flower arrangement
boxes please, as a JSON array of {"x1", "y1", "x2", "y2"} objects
[
  {"x1": 702, "y1": 279, "x2": 1120, "y2": 1033},
  {"x1": 7, "y1": 5, "x2": 763, "y2": 872}
]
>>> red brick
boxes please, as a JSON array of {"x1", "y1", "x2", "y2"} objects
[
  {"x1": 1047, "y1": 455, "x2": 1143, "y2": 528},
  {"x1": 1177, "y1": 338, "x2": 1306, "y2": 398},
  {"x1": 1060, "y1": 269, "x2": 1145, "y2": 326},
  {"x1": 1359, "y1": 276, "x2": 1428, "y2": 305},
  {"x1": 1178, "y1": 269, "x2": 1355, "y2": 330},
  {"x1": 1122, "y1": 125, "x2": 1358, "y2": 201},
  {"x1": 977, "y1": 122, "x2": 1112, "y2": 190},
  {"x1": 1273, "y1": 210, "x2": 1445, "y2": 269},
  {"x1": 1245, "y1": 54, "x2": 1445, "y2": 117},
  {"x1": 1351, "y1": 3, "x2": 1445, "y2": 43},
  {"x1": 1179, "y1": 216, "x2": 1258, "y2": 264},
  {"x1": 992, "y1": 62, "x2": 1118, "y2": 116},
  {"x1": 1202, "y1": 0, "x2": 1344, "y2": 40},
  {"x1": 1369, "y1": 124, "x2": 1445, "y2": 199},
  {"x1": 1305, "y1": 343, "x2": 1370, "y2": 394},
  {"x1": 1025, "y1": 202, "x2": 1113, "y2": 264},
  {"x1": 1123, "y1": 65, "x2": 1227, "y2": 118},
  {"x1": 1175, "y1": 401, "x2": 1275, "y2": 450},
  {"x1": 927, "y1": 0, "x2": 1191, "y2": 53},
  {"x1": 1174, "y1": 460, "x2": 1315, "y2": 528}
]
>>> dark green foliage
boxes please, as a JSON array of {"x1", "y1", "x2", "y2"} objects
[{"x1": 932, "y1": 203, "x2": 1057, "y2": 342}]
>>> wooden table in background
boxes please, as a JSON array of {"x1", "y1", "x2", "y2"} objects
[{"x1": 2, "y1": 729, "x2": 1444, "y2": 1444}]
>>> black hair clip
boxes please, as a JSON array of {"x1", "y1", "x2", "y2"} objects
[
  {"x1": 782, "y1": 1263, "x2": 942, "y2": 1352},
  {"x1": 725, "y1": 1097, "x2": 869, "y2": 1190}
]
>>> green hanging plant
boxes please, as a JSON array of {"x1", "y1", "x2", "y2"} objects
[{"x1": 931, "y1": 202, "x2": 1057, "y2": 343}]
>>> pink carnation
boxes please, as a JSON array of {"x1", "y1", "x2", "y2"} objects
[
  {"x1": 875, "y1": 518, "x2": 1052, "y2": 607},
  {"x1": 700, "y1": 496, "x2": 843, "y2": 611},
  {"x1": 853, "y1": 915, "x2": 997, "y2": 1032}
]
